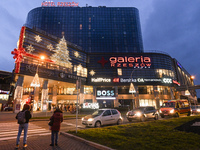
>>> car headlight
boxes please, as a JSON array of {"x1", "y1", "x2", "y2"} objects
[
  {"x1": 170, "y1": 109, "x2": 174, "y2": 113},
  {"x1": 82, "y1": 117, "x2": 84, "y2": 121},
  {"x1": 159, "y1": 110, "x2": 162, "y2": 113},
  {"x1": 197, "y1": 109, "x2": 200, "y2": 112},
  {"x1": 135, "y1": 112, "x2": 142, "y2": 117},
  {"x1": 88, "y1": 118, "x2": 94, "y2": 122}
]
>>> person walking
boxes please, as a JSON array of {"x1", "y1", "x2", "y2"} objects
[
  {"x1": 15, "y1": 104, "x2": 32, "y2": 149},
  {"x1": 49, "y1": 108, "x2": 63, "y2": 146}
]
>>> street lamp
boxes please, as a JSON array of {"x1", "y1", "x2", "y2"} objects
[
  {"x1": 30, "y1": 55, "x2": 45, "y2": 116},
  {"x1": 129, "y1": 68, "x2": 141, "y2": 109}
]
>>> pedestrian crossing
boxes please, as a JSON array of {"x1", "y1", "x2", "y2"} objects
[{"x1": 0, "y1": 122, "x2": 51, "y2": 141}]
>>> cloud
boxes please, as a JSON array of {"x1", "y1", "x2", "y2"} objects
[{"x1": 143, "y1": 0, "x2": 200, "y2": 96}]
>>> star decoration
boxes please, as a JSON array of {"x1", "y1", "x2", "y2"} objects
[
  {"x1": 34, "y1": 35, "x2": 42, "y2": 43},
  {"x1": 89, "y1": 70, "x2": 95, "y2": 76},
  {"x1": 47, "y1": 44, "x2": 54, "y2": 51},
  {"x1": 26, "y1": 45, "x2": 35, "y2": 53},
  {"x1": 74, "y1": 51, "x2": 79, "y2": 58},
  {"x1": 98, "y1": 57, "x2": 108, "y2": 67}
]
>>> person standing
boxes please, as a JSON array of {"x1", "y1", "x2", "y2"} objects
[
  {"x1": 50, "y1": 108, "x2": 63, "y2": 146},
  {"x1": 16, "y1": 104, "x2": 32, "y2": 149}
]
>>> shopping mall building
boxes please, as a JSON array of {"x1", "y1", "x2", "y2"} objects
[{"x1": 11, "y1": 3, "x2": 197, "y2": 112}]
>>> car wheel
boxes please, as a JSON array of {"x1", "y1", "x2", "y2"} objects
[
  {"x1": 154, "y1": 114, "x2": 159, "y2": 120},
  {"x1": 160, "y1": 115, "x2": 164, "y2": 118},
  {"x1": 117, "y1": 119, "x2": 122, "y2": 125},
  {"x1": 175, "y1": 113, "x2": 179, "y2": 117},
  {"x1": 127, "y1": 119, "x2": 132, "y2": 122},
  {"x1": 140, "y1": 115, "x2": 145, "y2": 122},
  {"x1": 187, "y1": 111, "x2": 191, "y2": 116},
  {"x1": 95, "y1": 121, "x2": 101, "y2": 128}
]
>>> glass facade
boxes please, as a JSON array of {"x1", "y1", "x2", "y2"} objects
[
  {"x1": 87, "y1": 52, "x2": 177, "y2": 86},
  {"x1": 25, "y1": 6, "x2": 144, "y2": 53}
]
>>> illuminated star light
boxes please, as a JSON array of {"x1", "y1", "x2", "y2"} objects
[
  {"x1": 47, "y1": 44, "x2": 54, "y2": 51},
  {"x1": 26, "y1": 45, "x2": 35, "y2": 53},
  {"x1": 34, "y1": 35, "x2": 42, "y2": 43},
  {"x1": 89, "y1": 70, "x2": 96, "y2": 76},
  {"x1": 74, "y1": 51, "x2": 79, "y2": 58}
]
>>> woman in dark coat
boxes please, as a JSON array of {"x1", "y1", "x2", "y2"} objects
[{"x1": 49, "y1": 108, "x2": 63, "y2": 146}]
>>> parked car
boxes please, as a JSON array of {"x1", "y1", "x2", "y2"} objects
[
  {"x1": 126, "y1": 106, "x2": 159, "y2": 122},
  {"x1": 4, "y1": 107, "x2": 13, "y2": 111},
  {"x1": 82, "y1": 109, "x2": 123, "y2": 127},
  {"x1": 191, "y1": 105, "x2": 200, "y2": 114},
  {"x1": 159, "y1": 100, "x2": 191, "y2": 118}
]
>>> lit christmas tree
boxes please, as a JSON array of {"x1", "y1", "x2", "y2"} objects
[{"x1": 50, "y1": 36, "x2": 72, "y2": 68}]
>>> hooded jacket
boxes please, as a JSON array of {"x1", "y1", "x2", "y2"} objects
[{"x1": 50, "y1": 109, "x2": 63, "y2": 131}]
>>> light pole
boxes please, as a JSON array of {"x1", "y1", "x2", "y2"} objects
[
  {"x1": 129, "y1": 68, "x2": 141, "y2": 109},
  {"x1": 30, "y1": 55, "x2": 45, "y2": 117}
]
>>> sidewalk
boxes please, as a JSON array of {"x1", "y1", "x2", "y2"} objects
[{"x1": 0, "y1": 132, "x2": 112, "y2": 150}]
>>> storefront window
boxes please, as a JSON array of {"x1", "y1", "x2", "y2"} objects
[
  {"x1": 139, "y1": 99, "x2": 156, "y2": 107},
  {"x1": 84, "y1": 86, "x2": 93, "y2": 94},
  {"x1": 57, "y1": 87, "x2": 76, "y2": 95}
]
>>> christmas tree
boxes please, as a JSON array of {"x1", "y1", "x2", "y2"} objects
[{"x1": 50, "y1": 36, "x2": 72, "y2": 68}]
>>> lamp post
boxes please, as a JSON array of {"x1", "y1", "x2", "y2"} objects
[
  {"x1": 30, "y1": 56, "x2": 45, "y2": 117},
  {"x1": 129, "y1": 68, "x2": 141, "y2": 109}
]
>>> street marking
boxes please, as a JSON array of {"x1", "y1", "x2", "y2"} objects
[{"x1": 0, "y1": 122, "x2": 50, "y2": 141}]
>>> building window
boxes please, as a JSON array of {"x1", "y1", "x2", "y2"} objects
[{"x1": 117, "y1": 68, "x2": 122, "y2": 76}]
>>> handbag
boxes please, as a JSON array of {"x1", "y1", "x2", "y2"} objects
[{"x1": 48, "y1": 119, "x2": 54, "y2": 126}]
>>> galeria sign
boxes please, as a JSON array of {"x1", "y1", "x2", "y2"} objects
[
  {"x1": 41, "y1": 1, "x2": 79, "y2": 7},
  {"x1": 109, "y1": 56, "x2": 151, "y2": 68}
]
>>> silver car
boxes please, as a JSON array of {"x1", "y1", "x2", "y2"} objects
[
  {"x1": 82, "y1": 109, "x2": 123, "y2": 127},
  {"x1": 126, "y1": 106, "x2": 159, "y2": 122}
]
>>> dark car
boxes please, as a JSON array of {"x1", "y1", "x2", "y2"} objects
[
  {"x1": 191, "y1": 105, "x2": 200, "y2": 114},
  {"x1": 4, "y1": 107, "x2": 13, "y2": 111},
  {"x1": 126, "y1": 106, "x2": 159, "y2": 122}
]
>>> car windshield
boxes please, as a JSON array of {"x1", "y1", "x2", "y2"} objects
[
  {"x1": 133, "y1": 107, "x2": 145, "y2": 112},
  {"x1": 162, "y1": 102, "x2": 175, "y2": 107},
  {"x1": 92, "y1": 110, "x2": 104, "y2": 117}
]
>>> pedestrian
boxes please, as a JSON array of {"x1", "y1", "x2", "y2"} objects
[
  {"x1": 49, "y1": 108, "x2": 63, "y2": 146},
  {"x1": 15, "y1": 104, "x2": 32, "y2": 149}
]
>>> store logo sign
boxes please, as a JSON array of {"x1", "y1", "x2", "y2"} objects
[
  {"x1": 96, "y1": 88, "x2": 115, "y2": 99},
  {"x1": 162, "y1": 78, "x2": 172, "y2": 84},
  {"x1": 91, "y1": 78, "x2": 111, "y2": 83},
  {"x1": 110, "y1": 56, "x2": 151, "y2": 68},
  {"x1": 83, "y1": 103, "x2": 99, "y2": 109}
]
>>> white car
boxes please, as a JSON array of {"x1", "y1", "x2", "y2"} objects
[{"x1": 82, "y1": 109, "x2": 123, "y2": 127}]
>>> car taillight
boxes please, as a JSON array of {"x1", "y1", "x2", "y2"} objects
[{"x1": 117, "y1": 110, "x2": 121, "y2": 115}]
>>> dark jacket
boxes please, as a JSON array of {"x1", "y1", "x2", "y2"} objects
[
  {"x1": 16, "y1": 110, "x2": 32, "y2": 123},
  {"x1": 50, "y1": 109, "x2": 63, "y2": 131}
]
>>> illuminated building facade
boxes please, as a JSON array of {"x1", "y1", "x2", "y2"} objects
[
  {"x1": 11, "y1": 5, "x2": 197, "y2": 112},
  {"x1": 25, "y1": 6, "x2": 144, "y2": 53}
]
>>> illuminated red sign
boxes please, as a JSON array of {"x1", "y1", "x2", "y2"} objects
[
  {"x1": 173, "y1": 80, "x2": 180, "y2": 86},
  {"x1": 41, "y1": 1, "x2": 79, "y2": 7},
  {"x1": 109, "y1": 56, "x2": 151, "y2": 68},
  {"x1": 113, "y1": 78, "x2": 120, "y2": 83}
]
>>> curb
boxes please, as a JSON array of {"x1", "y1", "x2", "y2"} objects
[{"x1": 60, "y1": 132, "x2": 115, "y2": 150}]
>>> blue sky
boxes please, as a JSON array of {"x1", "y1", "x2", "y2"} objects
[{"x1": 1, "y1": 0, "x2": 199, "y2": 97}]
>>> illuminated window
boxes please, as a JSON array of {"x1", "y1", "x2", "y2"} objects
[
  {"x1": 84, "y1": 86, "x2": 93, "y2": 94},
  {"x1": 117, "y1": 68, "x2": 122, "y2": 76}
]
